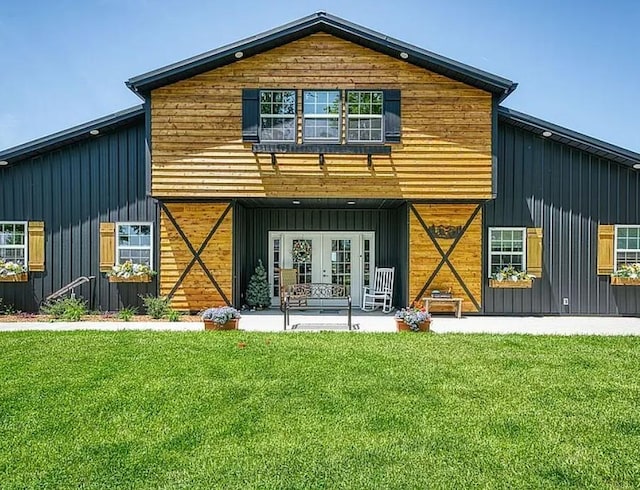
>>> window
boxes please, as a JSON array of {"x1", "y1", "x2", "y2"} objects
[
  {"x1": 259, "y1": 90, "x2": 296, "y2": 142},
  {"x1": 0, "y1": 222, "x2": 27, "y2": 266},
  {"x1": 615, "y1": 225, "x2": 640, "y2": 269},
  {"x1": 346, "y1": 91, "x2": 383, "y2": 142},
  {"x1": 116, "y1": 223, "x2": 153, "y2": 267},
  {"x1": 303, "y1": 90, "x2": 341, "y2": 142},
  {"x1": 489, "y1": 228, "x2": 526, "y2": 274}
]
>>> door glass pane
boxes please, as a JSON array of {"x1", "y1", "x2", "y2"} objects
[
  {"x1": 331, "y1": 239, "x2": 351, "y2": 294},
  {"x1": 272, "y1": 238, "x2": 280, "y2": 297},
  {"x1": 363, "y1": 239, "x2": 371, "y2": 288},
  {"x1": 292, "y1": 239, "x2": 312, "y2": 284}
]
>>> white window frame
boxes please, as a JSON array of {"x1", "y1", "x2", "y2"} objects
[
  {"x1": 346, "y1": 90, "x2": 384, "y2": 143},
  {"x1": 259, "y1": 89, "x2": 297, "y2": 143},
  {"x1": 302, "y1": 90, "x2": 341, "y2": 143},
  {"x1": 488, "y1": 227, "x2": 527, "y2": 277},
  {"x1": 116, "y1": 222, "x2": 153, "y2": 269},
  {"x1": 614, "y1": 224, "x2": 640, "y2": 271},
  {"x1": 0, "y1": 221, "x2": 28, "y2": 268}
]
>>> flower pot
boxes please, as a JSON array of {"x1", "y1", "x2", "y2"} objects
[
  {"x1": 204, "y1": 318, "x2": 239, "y2": 331},
  {"x1": 395, "y1": 319, "x2": 431, "y2": 332},
  {"x1": 0, "y1": 272, "x2": 28, "y2": 282},
  {"x1": 108, "y1": 274, "x2": 152, "y2": 283}
]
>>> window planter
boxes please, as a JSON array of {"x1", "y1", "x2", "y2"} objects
[
  {"x1": 108, "y1": 274, "x2": 152, "y2": 283},
  {"x1": 0, "y1": 272, "x2": 28, "y2": 282},
  {"x1": 610, "y1": 276, "x2": 640, "y2": 286},
  {"x1": 489, "y1": 278, "x2": 533, "y2": 289},
  {"x1": 204, "y1": 319, "x2": 239, "y2": 331}
]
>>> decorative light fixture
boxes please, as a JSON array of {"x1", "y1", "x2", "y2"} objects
[
  {"x1": 399, "y1": 52, "x2": 409, "y2": 59},
  {"x1": 634, "y1": 163, "x2": 640, "y2": 170},
  {"x1": 0, "y1": 160, "x2": 8, "y2": 166},
  {"x1": 90, "y1": 129, "x2": 100, "y2": 135},
  {"x1": 234, "y1": 51, "x2": 244, "y2": 59},
  {"x1": 347, "y1": 201, "x2": 356, "y2": 205},
  {"x1": 292, "y1": 200, "x2": 301, "y2": 205},
  {"x1": 542, "y1": 130, "x2": 552, "y2": 137}
]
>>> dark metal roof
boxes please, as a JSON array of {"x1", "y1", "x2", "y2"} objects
[
  {"x1": 498, "y1": 106, "x2": 640, "y2": 168},
  {"x1": 126, "y1": 11, "x2": 517, "y2": 101},
  {"x1": 0, "y1": 105, "x2": 144, "y2": 165}
]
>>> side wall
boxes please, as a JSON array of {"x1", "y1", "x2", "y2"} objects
[
  {"x1": 0, "y1": 122, "x2": 157, "y2": 312},
  {"x1": 484, "y1": 122, "x2": 640, "y2": 315},
  {"x1": 235, "y1": 205, "x2": 408, "y2": 308}
]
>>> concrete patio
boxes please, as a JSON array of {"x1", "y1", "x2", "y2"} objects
[{"x1": 1, "y1": 309, "x2": 640, "y2": 335}]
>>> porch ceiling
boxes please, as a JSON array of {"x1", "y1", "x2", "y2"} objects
[{"x1": 236, "y1": 198, "x2": 405, "y2": 209}]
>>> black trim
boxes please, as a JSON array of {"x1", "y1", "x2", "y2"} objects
[
  {"x1": 242, "y1": 89, "x2": 260, "y2": 142},
  {"x1": 126, "y1": 12, "x2": 517, "y2": 99},
  {"x1": 498, "y1": 106, "x2": 640, "y2": 167},
  {"x1": 144, "y1": 100, "x2": 152, "y2": 197},
  {"x1": 252, "y1": 143, "x2": 391, "y2": 155},
  {"x1": 491, "y1": 95, "x2": 499, "y2": 198},
  {"x1": 0, "y1": 106, "x2": 144, "y2": 164},
  {"x1": 383, "y1": 89, "x2": 401, "y2": 143}
]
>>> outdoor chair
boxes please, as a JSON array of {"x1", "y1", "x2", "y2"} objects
[
  {"x1": 279, "y1": 268, "x2": 307, "y2": 311},
  {"x1": 361, "y1": 267, "x2": 395, "y2": 313}
]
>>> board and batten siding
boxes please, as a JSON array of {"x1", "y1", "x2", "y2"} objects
[
  {"x1": 0, "y1": 121, "x2": 157, "y2": 312},
  {"x1": 150, "y1": 33, "x2": 493, "y2": 200},
  {"x1": 484, "y1": 121, "x2": 640, "y2": 315}
]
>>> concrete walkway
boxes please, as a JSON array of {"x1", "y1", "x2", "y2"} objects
[{"x1": 1, "y1": 311, "x2": 640, "y2": 335}]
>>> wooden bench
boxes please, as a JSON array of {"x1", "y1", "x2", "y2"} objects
[
  {"x1": 422, "y1": 296, "x2": 463, "y2": 318},
  {"x1": 283, "y1": 283, "x2": 353, "y2": 330}
]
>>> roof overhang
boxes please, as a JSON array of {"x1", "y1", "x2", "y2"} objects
[
  {"x1": 0, "y1": 105, "x2": 144, "y2": 165},
  {"x1": 126, "y1": 11, "x2": 517, "y2": 101},
  {"x1": 498, "y1": 106, "x2": 640, "y2": 168}
]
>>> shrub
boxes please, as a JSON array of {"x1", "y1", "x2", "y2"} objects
[
  {"x1": 140, "y1": 294, "x2": 170, "y2": 319},
  {"x1": 167, "y1": 309, "x2": 181, "y2": 322},
  {"x1": 117, "y1": 306, "x2": 138, "y2": 322},
  {"x1": 41, "y1": 297, "x2": 87, "y2": 322},
  {"x1": 0, "y1": 298, "x2": 18, "y2": 315}
]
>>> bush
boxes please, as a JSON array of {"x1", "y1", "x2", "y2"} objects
[
  {"x1": 140, "y1": 295, "x2": 170, "y2": 319},
  {"x1": 41, "y1": 297, "x2": 87, "y2": 322},
  {"x1": 167, "y1": 309, "x2": 181, "y2": 322},
  {"x1": 0, "y1": 298, "x2": 18, "y2": 315},
  {"x1": 117, "y1": 306, "x2": 138, "y2": 322}
]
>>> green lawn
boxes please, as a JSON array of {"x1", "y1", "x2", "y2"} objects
[{"x1": 1, "y1": 332, "x2": 639, "y2": 489}]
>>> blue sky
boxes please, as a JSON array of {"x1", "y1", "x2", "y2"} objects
[{"x1": 1, "y1": 0, "x2": 638, "y2": 152}]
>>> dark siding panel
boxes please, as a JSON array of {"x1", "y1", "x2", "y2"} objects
[
  {"x1": 0, "y1": 122, "x2": 157, "y2": 312},
  {"x1": 235, "y1": 206, "x2": 408, "y2": 308},
  {"x1": 485, "y1": 122, "x2": 640, "y2": 315}
]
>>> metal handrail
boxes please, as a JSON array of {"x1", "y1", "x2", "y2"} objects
[{"x1": 45, "y1": 276, "x2": 96, "y2": 302}]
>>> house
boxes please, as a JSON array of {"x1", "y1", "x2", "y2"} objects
[{"x1": 1, "y1": 12, "x2": 639, "y2": 315}]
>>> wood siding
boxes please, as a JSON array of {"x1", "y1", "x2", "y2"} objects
[
  {"x1": 151, "y1": 33, "x2": 493, "y2": 200},
  {"x1": 160, "y1": 202, "x2": 233, "y2": 311},
  {"x1": 409, "y1": 204, "x2": 482, "y2": 312}
]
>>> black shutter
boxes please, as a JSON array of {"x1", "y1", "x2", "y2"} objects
[
  {"x1": 242, "y1": 89, "x2": 260, "y2": 142},
  {"x1": 383, "y1": 89, "x2": 401, "y2": 143}
]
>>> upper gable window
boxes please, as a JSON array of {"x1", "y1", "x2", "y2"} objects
[
  {"x1": 259, "y1": 90, "x2": 296, "y2": 142},
  {"x1": 346, "y1": 91, "x2": 383, "y2": 142},
  {"x1": 303, "y1": 90, "x2": 341, "y2": 143}
]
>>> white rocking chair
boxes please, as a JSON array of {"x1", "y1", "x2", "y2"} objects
[{"x1": 361, "y1": 267, "x2": 395, "y2": 313}]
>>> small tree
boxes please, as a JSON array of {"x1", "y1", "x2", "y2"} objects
[{"x1": 246, "y1": 260, "x2": 271, "y2": 309}]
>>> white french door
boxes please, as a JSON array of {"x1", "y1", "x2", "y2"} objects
[{"x1": 268, "y1": 231, "x2": 375, "y2": 307}]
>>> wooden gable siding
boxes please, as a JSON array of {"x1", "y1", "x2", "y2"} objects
[
  {"x1": 409, "y1": 204, "x2": 482, "y2": 312},
  {"x1": 151, "y1": 33, "x2": 493, "y2": 200},
  {"x1": 160, "y1": 203, "x2": 233, "y2": 311}
]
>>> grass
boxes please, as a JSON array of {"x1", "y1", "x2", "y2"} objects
[{"x1": 1, "y1": 332, "x2": 639, "y2": 489}]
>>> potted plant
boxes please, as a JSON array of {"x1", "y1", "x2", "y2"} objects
[
  {"x1": 611, "y1": 263, "x2": 640, "y2": 285},
  {"x1": 489, "y1": 265, "x2": 535, "y2": 288},
  {"x1": 246, "y1": 260, "x2": 271, "y2": 309},
  {"x1": 201, "y1": 306, "x2": 241, "y2": 330},
  {"x1": 394, "y1": 306, "x2": 432, "y2": 332},
  {"x1": 0, "y1": 259, "x2": 28, "y2": 282},
  {"x1": 107, "y1": 260, "x2": 156, "y2": 283}
]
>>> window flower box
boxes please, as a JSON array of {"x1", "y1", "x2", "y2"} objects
[
  {"x1": 106, "y1": 261, "x2": 156, "y2": 283},
  {"x1": 611, "y1": 264, "x2": 640, "y2": 286},
  {"x1": 489, "y1": 266, "x2": 534, "y2": 289},
  {"x1": 0, "y1": 272, "x2": 28, "y2": 282}
]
